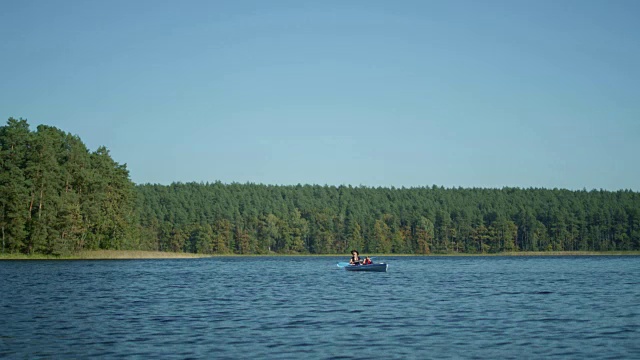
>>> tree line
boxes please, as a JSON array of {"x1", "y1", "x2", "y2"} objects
[
  {"x1": 0, "y1": 118, "x2": 137, "y2": 254},
  {"x1": 136, "y1": 182, "x2": 640, "y2": 254},
  {"x1": 2, "y1": 118, "x2": 639, "y2": 255}
]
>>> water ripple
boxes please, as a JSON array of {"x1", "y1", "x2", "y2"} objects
[{"x1": 1, "y1": 256, "x2": 639, "y2": 358}]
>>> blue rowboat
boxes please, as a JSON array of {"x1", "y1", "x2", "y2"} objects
[{"x1": 343, "y1": 263, "x2": 388, "y2": 272}]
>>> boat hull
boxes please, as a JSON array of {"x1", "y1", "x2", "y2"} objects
[{"x1": 344, "y1": 263, "x2": 388, "y2": 272}]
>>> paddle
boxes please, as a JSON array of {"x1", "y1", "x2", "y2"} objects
[
  {"x1": 337, "y1": 255, "x2": 380, "y2": 267},
  {"x1": 337, "y1": 260, "x2": 377, "y2": 267}
]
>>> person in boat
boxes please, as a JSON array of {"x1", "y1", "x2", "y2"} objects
[
  {"x1": 363, "y1": 256, "x2": 372, "y2": 265},
  {"x1": 349, "y1": 250, "x2": 362, "y2": 265}
]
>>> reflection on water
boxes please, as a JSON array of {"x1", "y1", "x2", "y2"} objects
[{"x1": 1, "y1": 256, "x2": 639, "y2": 359}]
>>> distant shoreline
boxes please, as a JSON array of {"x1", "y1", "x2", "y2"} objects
[
  {"x1": 0, "y1": 250, "x2": 210, "y2": 260},
  {"x1": 1, "y1": 250, "x2": 639, "y2": 260}
]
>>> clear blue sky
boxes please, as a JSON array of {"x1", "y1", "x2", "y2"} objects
[{"x1": 1, "y1": 0, "x2": 639, "y2": 190}]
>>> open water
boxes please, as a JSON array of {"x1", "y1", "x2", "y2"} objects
[{"x1": 1, "y1": 256, "x2": 639, "y2": 359}]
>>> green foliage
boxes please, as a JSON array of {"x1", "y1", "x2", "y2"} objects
[
  {"x1": 0, "y1": 118, "x2": 137, "y2": 255},
  {"x1": 3, "y1": 118, "x2": 640, "y2": 255},
  {"x1": 0, "y1": 118, "x2": 30, "y2": 253},
  {"x1": 135, "y1": 182, "x2": 640, "y2": 255}
]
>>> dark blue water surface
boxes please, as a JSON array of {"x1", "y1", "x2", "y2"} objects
[{"x1": 1, "y1": 256, "x2": 639, "y2": 359}]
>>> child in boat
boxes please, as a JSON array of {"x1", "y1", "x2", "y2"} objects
[
  {"x1": 363, "y1": 256, "x2": 372, "y2": 265},
  {"x1": 349, "y1": 250, "x2": 362, "y2": 265}
]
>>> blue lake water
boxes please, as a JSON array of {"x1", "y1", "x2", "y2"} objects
[{"x1": 1, "y1": 256, "x2": 639, "y2": 359}]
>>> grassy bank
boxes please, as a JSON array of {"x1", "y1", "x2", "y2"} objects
[
  {"x1": 0, "y1": 250, "x2": 211, "y2": 260},
  {"x1": 495, "y1": 251, "x2": 640, "y2": 256},
  {"x1": 2, "y1": 250, "x2": 639, "y2": 260}
]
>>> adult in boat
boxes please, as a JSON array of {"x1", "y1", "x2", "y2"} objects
[{"x1": 349, "y1": 250, "x2": 362, "y2": 265}]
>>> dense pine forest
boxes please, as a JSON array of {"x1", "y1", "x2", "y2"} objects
[
  {"x1": 0, "y1": 118, "x2": 137, "y2": 255},
  {"x1": 2, "y1": 118, "x2": 640, "y2": 255}
]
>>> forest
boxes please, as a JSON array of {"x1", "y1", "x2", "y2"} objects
[{"x1": 2, "y1": 118, "x2": 640, "y2": 255}]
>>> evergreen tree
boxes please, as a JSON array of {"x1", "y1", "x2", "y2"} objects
[{"x1": 0, "y1": 118, "x2": 31, "y2": 253}]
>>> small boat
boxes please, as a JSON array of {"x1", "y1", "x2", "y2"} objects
[{"x1": 343, "y1": 263, "x2": 388, "y2": 272}]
